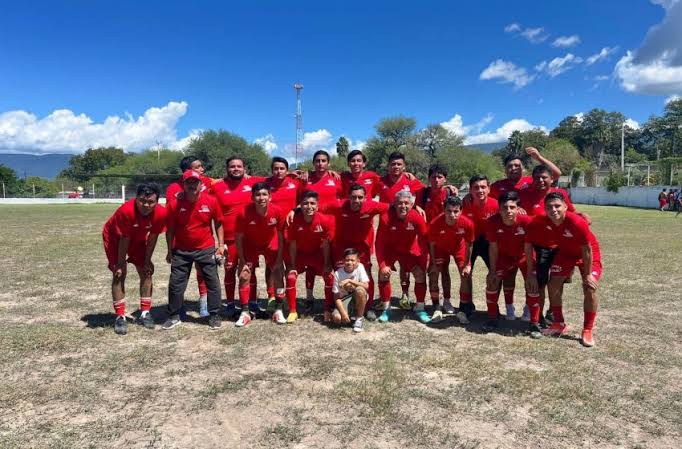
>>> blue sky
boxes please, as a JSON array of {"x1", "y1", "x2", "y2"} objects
[{"x1": 1, "y1": 0, "x2": 680, "y2": 157}]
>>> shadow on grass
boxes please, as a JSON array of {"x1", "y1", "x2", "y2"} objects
[{"x1": 80, "y1": 301, "x2": 210, "y2": 329}]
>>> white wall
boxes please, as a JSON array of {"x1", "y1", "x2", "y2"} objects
[
  {"x1": 0, "y1": 198, "x2": 167, "y2": 205},
  {"x1": 570, "y1": 186, "x2": 675, "y2": 209}
]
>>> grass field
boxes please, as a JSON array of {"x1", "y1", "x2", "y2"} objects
[{"x1": 0, "y1": 204, "x2": 680, "y2": 449}]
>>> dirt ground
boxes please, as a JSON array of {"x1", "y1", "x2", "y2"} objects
[{"x1": 0, "y1": 204, "x2": 680, "y2": 449}]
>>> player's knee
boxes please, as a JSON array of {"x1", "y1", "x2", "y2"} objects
[{"x1": 355, "y1": 287, "x2": 367, "y2": 299}]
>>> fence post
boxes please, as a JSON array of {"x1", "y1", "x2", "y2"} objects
[
  {"x1": 2, "y1": 181, "x2": 5, "y2": 198},
  {"x1": 121, "y1": 185, "x2": 125, "y2": 202},
  {"x1": 647, "y1": 165, "x2": 650, "y2": 186},
  {"x1": 33, "y1": 183, "x2": 36, "y2": 198},
  {"x1": 62, "y1": 183, "x2": 64, "y2": 199},
  {"x1": 92, "y1": 183, "x2": 95, "y2": 198}
]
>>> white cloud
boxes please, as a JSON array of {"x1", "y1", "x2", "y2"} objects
[
  {"x1": 574, "y1": 112, "x2": 585, "y2": 123},
  {"x1": 479, "y1": 59, "x2": 535, "y2": 88},
  {"x1": 440, "y1": 113, "x2": 546, "y2": 145},
  {"x1": 624, "y1": 118, "x2": 640, "y2": 129},
  {"x1": 543, "y1": 53, "x2": 583, "y2": 77},
  {"x1": 170, "y1": 129, "x2": 202, "y2": 151},
  {"x1": 552, "y1": 35, "x2": 581, "y2": 48},
  {"x1": 520, "y1": 27, "x2": 548, "y2": 44},
  {"x1": 300, "y1": 129, "x2": 333, "y2": 151},
  {"x1": 254, "y1": 134, "x2": 278, "y2": 153},
  {"x1": 666, "y1": 94, "x2": 681, "y2": 104},
  {"x1": 0, "y1": 101, "x2": 191, "y2": 154},
  {"x1": 504, "y1": 23, "x2": 521, "y2": 33},
  {"x1": 586, "y1": 46, "x2": 618, "y2": 65},
  {"x1": 440, "y1": 113, "x2": 494, "y2": 136},
  {"x1": 349, "y1": 138, "x2": 366, "y2": 152}
]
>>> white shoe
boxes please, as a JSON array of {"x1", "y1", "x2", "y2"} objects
[
  {"x1": 235, "y1": 311, "x2": 252, "y2": 327},
  {"x1": 431, "y1": 309, "x2": 443, "y2": 322},
  {"x1": 366, "y1": 310, "x2": 377, "y2": 321},
  {"x1": 442, "y1": 299, "x2": 455, "y2": 314},
  {"x1": 505, "y1": 304, "x2": 516, "y2": 321},
  {"x1": 353, "y1": 317, "x2": 364, "y2": 333},
  {"x1": 272, "y1": 309, "x2": 286, "y2": 325},
  {"x1": 456, "y1": 311, "x2": 470, "y2": 324},
  {"x1": 521, "y1": 305, "x2": 531, "y2": 322},
  {"x1": 198, "y1": 296, "x2": 209, "y2": 318}
]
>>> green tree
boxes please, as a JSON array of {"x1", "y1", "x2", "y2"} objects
[
  {"x1": 186, "y1": 130, "x2": 270, "y2": 177},
  {"x1": 365, "y1": 116, "x2": 418, "y2": 174},
  {"x1": 542, "y1": 139, "x2": 583, "y2": 173},
  {"x1": 16, "y1": 176, "x2": 60, "y2": 198},
  {"x1": 0, "y1": 164, "x2": 18, "y2": 195},
  {"x1": 414, "y1": 124, "x2": 463, "y2": 160},
  {"x1": 436, "y1": 146, "x2": 503, "y2": 187},
  {"x1": 335, "y1": 137, "x2": 350, "y2": 160},
  {"x1": 60, "y1": 147, "x2": 127, "y2": 181},
  {"x1": 550, "y1": 115, "x2": 583, "y2": 148}
]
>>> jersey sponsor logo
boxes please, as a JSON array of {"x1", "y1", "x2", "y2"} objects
[
  {"x1": 180, "y1": 207, "x2": 187, "y2": 212},
  {"x1": 133, "y1": 224, "x2": 140, "y2": 228},
  {"x1": 550, "y1": 265, "x2": 562, "y2": 273},
  {"x1": 497, "y1": 229, "x2": 504, "y2": 233},
  {"x1": 268, "y1": 218, "x2": 278, "y2": 225},
  {"x1": 515, "y1": 227, "x2": 526, "y2": 235},
  {"x1": 562, "y1": 230, "x2": 574, "y2": 238},
  {"x1": 456, "y1": 228, "x2": 465, "y2": 235},
  {"x1": 314, "y1": 225, "x2": 323, "y2": 233},
  {"x1": 390, "y1": 226, "x2": 397, "y2": 230},
  {"x1": 325, "y1": 180, "x2": 336, "y2": 186},
  {"x1": 341, "y1": 213, "x2": 349, "y2": 217},
  {"x1": 199, "y1": 205, "x2": 210, "y2": 213},
  {"x1": 546, "y1": 225, "x2": 553, "y2": 230},
  {"x1": 401, "y1": 185, "x2": 410, "y2": 192},
  {"x1": 224, "y1": 189, "x2": 231, "y2": 194},
  {"x1": 406, "y1": 223, "x2": 415, "y2": 230},
  {"x1": 439, "y1": 230, "x2": 446, "y2": 234},
  {"x1": 360, "y1": 214, "x2": 370, "y2": 219},
  {"x1": 297, "y1": 226, "x2": 304, "y2": 231},
  {"x1": 363, "y1": 179, "x2": 372, "y2": 185},
  {"x1": 249, "y1": 220, "x2": 257, "y2": 225},
  {"x1": 242, "y1": 186, "x2": 252, "y2": 192},
  {"x1": 286, "y1": 183, "x2": 296, "y2": 190}
]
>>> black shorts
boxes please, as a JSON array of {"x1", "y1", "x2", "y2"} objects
[
  {"x1": 534, "y1": 246, "x2": 557, "y2": 287},
  {"x1": 471, "y1": 235, "x2": 490, "y2": 270}
]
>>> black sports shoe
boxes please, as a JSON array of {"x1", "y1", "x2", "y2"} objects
[
  {"x1": 138, "y1": 313, "x2": 155, "y2": 330},
  {"x1": 209, "y1": 314, "x2": 221, "y2": 330},
  {"x1": 482, "y1": 319, "x2": 499, "y2": 332},
  {"x1": 545, "y1": 309, "x2": 555, "y2": 323},
  {"x1": 303, "y1": 299, "x2": 314, "y2": 316},
  {"x1": 162, "y1": 316, "x2": 181, "y2": 330},
  {"x1": 114, "y1": 316, "x2": 128, "y2": 335},
  {"x1": 529, "y1": 323, "x2": 543, "y2": 339}
]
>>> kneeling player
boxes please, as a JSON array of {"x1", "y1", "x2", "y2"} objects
[
  {"x1": 103, "y1": 183, "x2": 166, "y2": 334},
  {"x1": 330, "y1": 248, "x2": 370, "y2": 333},
  {"x1": 427, "y1": 196, "x2": 474, "y2": 322},
  {"x1": 527, "y1": 192, "x2": 603, "y2": 347},
  {"x1": 375, "y1": 191, "x2": 430, "y2": 323}
]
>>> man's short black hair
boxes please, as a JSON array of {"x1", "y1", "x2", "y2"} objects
[
  {"x1": 347, "y1": 149, "x2": 367, "y2": 163},
  {"x1": 498, "y1": 191, "x2": 520, "y2": 205},
  {"x1": 251, "y1": 182, "x2": 271, "y2": 196},
  {"x1": 388, "y1": 151, "x2": 405, "y2": 163},
  {"x1": 136, "y1": 182, "x2": 160, "y2": 199},
  {"x1": 271, "y1": 156, "x2": 289, "y2": 169},
  {"x1": 349, "y1": 184, "x2": 366, "y2": 195},
  {"x1": 544, "y1": 191, "x2": 566, "y2": 204},
  {"x1": 532, "y1": 164, "x2": 552, "y2": 178},
  {"x1": 312, "y1": 150, "x2": 330, "y2": 162},
  {"x1": 444, "y1": 196, "x2": 462, "y2": 209},
  {"x1": 180, "y1": 156, "x2": 199, "y2": 171},
  {"x1": 226, "y1": 155, "x2": 244, "y2": 167},
  {"x1": 300, "y1": 190, "x2": 319, "y2": 202},
  {"x1": 469, "y1": 174, "x2": 489, "y2": 187},
  {"x1": 503, "y1": 154, "x2": 525, "y2": 167},
  {"x1": 343, "y1": 247, "x2": 360, "y2": 258},
  {"x1": 428, "y1": 164, "x2": 448, "y2": 178}
]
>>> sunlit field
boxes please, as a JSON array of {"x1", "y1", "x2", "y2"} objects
[{"x1": 0, "y1": 204, "x2": 680, "y2": 449}]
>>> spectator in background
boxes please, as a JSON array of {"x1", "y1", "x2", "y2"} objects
[{"x1": 659, "y1": 189, "x2": 668, "y2": 211}]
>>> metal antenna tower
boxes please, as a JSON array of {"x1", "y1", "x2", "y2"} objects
[{"x1": 294, "y1": 83, "x2": 304, "y2": 163}]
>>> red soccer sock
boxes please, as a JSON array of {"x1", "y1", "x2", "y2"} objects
[
  {"x1": 305, "y1": 269, "x2": 315, "y2": 290},
  {"x1": 139, "y1": 297, "x2": 152, "y2": 313},
  {"x1": 113, "y1": 299, "x2": 126, "y2": 317},
  {"x1": 239, "y1": 285, "x2": 250, "y2": 306},
  {"x1": 526, "y1": 294, "x2": 541, "y2": 324},
  {"x1": 379, "y1": 281, "x2": 391, "y2": 302},
  {"x1": 551, "y1": 305, "x2": 565, "y2": 324},
  {"x1": 486, "y1": 290, "x2": 500, "y2": 319},
  {"x1": 430, "y1": 291, "x2": 440, "y2": 307},
  {"x1": 323, "y1": 272, "x2": 334, "y2": 305},
  {"x1": 503, "y1": 288, "x2": 514, "y2": 305},
  {"x1": 286, "y1": 272, "x2": 297, "y2": 313},
  {"x1": 267, "y1": 287, "x2": 275, "y2": 299},
  {"x1": 583, "y1": 311, "x2": 597, "y2": 330},
  {"x1": 414, "y1": 282, "x2": 426, "y2": 303},
  {"x1": 197, "y1": 270, "x2": 208, "y2": 296}
]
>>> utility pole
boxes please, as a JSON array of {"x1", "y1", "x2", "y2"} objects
[
  {"x1": 621, "y1": 122, "x2": 625, "y2": 172},
  {"x1": 2, "y1": 181, "x2": 5, "y2": 198},
  {"x1": 294, "y1": 83, "x2": 304, "y2": 164}
]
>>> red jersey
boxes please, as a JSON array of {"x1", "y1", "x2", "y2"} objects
[
  {"x1": 287, "y1": 212, "x2": 335, "y2": 254},
  {"x1": 377, "y1": 174, "x2": 424, "y2": 204},
  {"x1": 236, "y1": 203, "x2": 286, "y2": 251},
  {"x1": 267, "y1": 176, "x2": 303, "y2": 212},
  {"x1": 462, "y1": 197, "x2": 499, "y2": 238},
  {"x1": 489, "y1": 176, "x2": 533, "y2": 199},
  {"x1": 213, "y1": 176, "x2": 267, "y2": 241},
  {"x1": 341, "y1": 170, "x2": 382, "y2": 198},
  {"x1": 526, "y1": 212, "x2": 599, "y2": 258},
  {"x1": 325, "y1": 199, "x2": 389, "y2": 253},
  {"x1": 165, "y1": 176, "x2": 213, "y2": 205},
  {"x1": 485, "y1": 214, "x2": 532, "y2": 259},
  {"x1": 519, "y1": 186, "x2": 575, "y2": 217},
  {"x1": 166, "y1": 192, "x2": 222, "y2": 251},
  {"x1": 103, "y1": 199, "x2": 167, "y2": 242},
  {"x1": 417, "y1": 187, "x2": 449, "y2": 222},
  {"x1": 427, "y1": 213, "x2": 475, "y2": 251},
  {"x1": 305, "y1": 172, "x2": 343, "y2": 206},
  {"x1": 376, "y1": 208, "x2": 428, "y2": 267}
]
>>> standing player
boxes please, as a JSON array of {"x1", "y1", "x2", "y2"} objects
[
  {"x1": 103, "y1": 183, "x2": 167, "y2": 335},
  {"x1": 340, "y1": 150, "x2": 383, "y2": 199},
  {"x1": 234, "y1": 183, "x2": 287, "y2": 327},
  {"x1": 330, "y1": 248, "x2": 370, "y2": 333},
  {"x1": 459, "y1": 175, "x2": 498, "y2": 323},
  {"x1": 526, "y1": 192, "x2": 603, "y2": 347},
  {"x1": 519, "y1": 164, "x2": 576, "y2": 217},
  {"x1": 267, "y1": 156, "x2": 304, "y2": 213},
  {"x1": 285, "y1": 191, "x2": 335, "y2": 323},
  {"x1": 164, "y1": 170, "x2": 224, "y2": 330},
  {"x1": 489, "y1": 147, "x2": 561, "y2": 199},
  {"x1": 483, "y1": 191, "x2": 535, "y2": 332},
  {"x1": 375, "y1": 191, "x2": 430, "y2": 324},
  {"x1": 427, "y1": 196, "x2": 475, "y2": 322}
]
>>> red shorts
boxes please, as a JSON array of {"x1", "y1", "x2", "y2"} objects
[
  {"x1": 333, "y1": 243, "x2": 371, "y2": 268},
  {"x1": 550, "y1": 253, "x2": 603, "y2": 281},
  {"x1": 660, "y1": 199, "x2": 667, "y2": 208},
  {"x1": 243, "y1": 246, "x2": 279, "y2": 268},
  {"x1": 432, "y1": 245, "x2": 466, "y2": 270},
  {"x1": 286, "y1": 251, "x2": 326, "y2": 274},
  {"x1": 495, "y1": 255, "x2": 528, "y2": 280},
  {"x1": 103, "y1": 235, "x2": 146, "y2": 271},
  {"x1": 382, "y1": 252, "x2": 427, "y2": 272}
]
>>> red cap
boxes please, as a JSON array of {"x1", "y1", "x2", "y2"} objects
[{"x1": 182, "y1": 169, "x2": 202, "y2": 182}]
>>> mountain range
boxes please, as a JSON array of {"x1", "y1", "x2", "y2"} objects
[{"x1": 0, "y1": 153, "x2": 73, "y2": 179}]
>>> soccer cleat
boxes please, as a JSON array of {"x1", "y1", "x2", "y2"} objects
[
  {"x1": 366, "y1": 310, "x2": 377, "y2": 321},
  {"x1": 505, "y1": 304, "x2": 516, "y2": 321},
  {"x1": 114, "y1": 316, "x2": 128, "y2": 335},
  {"x1": 431, "y1": 309, "x2": 444, "y2": 323},
  {"x1": 266, "y1": 298, "x2": 277, "y2": 313},
  {"x1": 520, "y1": 305, "x2": 531, "y2": 322},
  {"x1": 542, "y1": 322, "x2": 568, "y2": 337},
  {"x1": 529, "y1": 323, "x2": 543, "y2": 339},
  {"x1": 286, "y1": 311, "x2": 298, "y2": 323},
  {"x1": 456, "y1": 311, "x2": 470, "y2": 325},
  {"x1": 272, "y1": 309, "x2": 287, "y2": 325},
  {"x1": 482, "y1": 319, "x2": 499, "y2": 332},
  {"x1": 208, "y1": 314, "x2": 221, "y2": 330},
  {"x1": 415, "y1": 309, "x2": 431, "y2": 324},
  {"x1": 581, "y1": 329, "x2": 594, "y2": 347},
  {"x1": 138, "y1": 312, "x2": 155, "y2": 330},
  {"x1": 353, "y1": 317, "x2": 364, "y2": 333},
  {"x1": 235, "y1": 311, "x2": 252, "y2": 327},
  {"x1": 224, "y1": 302, "x2": 237, "y2": 319},
  {"x1": 248, "y1": 301, "x2": 260, "y2": 316},
  {"x1": 442, "y1": 299, "x2": 455, "y2": 314},
  {"x1": 162, "y1": 316, "x2": 181, "y2": 330},
  {"x1": 378, "y1": 309, "x2": 391, "y2": 323}
]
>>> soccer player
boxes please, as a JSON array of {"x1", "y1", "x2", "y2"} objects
[
  {"x1": 331, "y1": 248, "x2": 370, "y2": 333},
  {"x1": 340, "y1": 149, "x2": 383, "y2": 198},
  {"x1": 267, "y1": 156, "x2": 304, "y2": 213},
  {"x1": 164, "y1": 170, "x2": 224, "y2": 330},
  {"x1": 489, "y1": 147, "x2": 561, "y2": 199},
  {"x1": 483, "y1": 191, "x2": 534, "y2": 332},
  {"x1": 285, "y1": 191, "x2": 335, "y2": 323},
  {"x1": 526, "y1": 192, "x2": 603, "y2": 347},
  {"x1": 519, "y1": 164, "x2": 576, "y2": 217},
  {"x1": 103, "y1": 183, "x2": 167, "y2": 335},
  {"x1": 459, "y1": 175, "x2": 499, "y2": 323},
  {"x1": 234, "y1": 183, "x2": 287, "y2": 327},
  {"x1": 427, "y1": 196, "x2": 474, "y2": 322},
  {"x1": 375, "y1": 190, "x2": 430, "y2": 323},
  {"x1": 212, "y1": 156, "x2": 266, "y2": 316}
]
